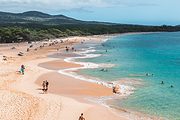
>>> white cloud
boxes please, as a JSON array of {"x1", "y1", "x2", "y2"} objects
[
  {"x1": 0, "y1": 0, "x2": 158, "y2": 13},
  {"x1": 0, "y1": 0, "x2": 111, "y2": 8}
]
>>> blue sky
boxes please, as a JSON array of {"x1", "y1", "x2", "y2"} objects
[{"x1": 0, "y1": 0, "x2": 179, "y2": 25}]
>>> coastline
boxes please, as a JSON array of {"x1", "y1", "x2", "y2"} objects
[
  {"x1": 0, "y1": 33, "x2": 161, "y2": 120},
  {"x1": 36, "y1": 33, "x2": 161, "y2": 119}
]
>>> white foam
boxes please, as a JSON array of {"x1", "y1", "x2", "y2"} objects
[{"x1": 98, "y1": 63, "x2": 115, "y2": 68}]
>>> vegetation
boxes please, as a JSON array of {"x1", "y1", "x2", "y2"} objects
[
  {"x1": 0, "y1": 11, "x2": 180, "y2": 43},
  {"x1": 0, "y1": 25, "x2": 87, "y2": 43}
]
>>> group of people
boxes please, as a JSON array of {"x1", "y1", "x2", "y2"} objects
[
  {"x1": 18, "y1": 65, "x2": 50, "y2": 93},
  {"x1": 161, "y1": 81, "x2": 174, "y2": 88},
  {"x1": 65, "y1": 46, "x2": 77, "y2": 52},
  {"x1": 146, "y1": 73, "x2": 154, "y2": 76},
  {"x1": 18, "y1": 65, "x2": 85, "y2": 120},
  {"x1": 42, "y1": 80, "x2": 49, "y2": 93}
]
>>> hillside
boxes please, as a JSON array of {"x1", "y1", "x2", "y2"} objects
[
  {"x1": 0, "y1": 11, "x2": 180, "y2": 43},
  {"x1": 0, "y1": 11, "x2": 114, "y2": 25}
]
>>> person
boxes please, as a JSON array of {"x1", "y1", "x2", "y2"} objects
[
  {"x1": 3, "y1": 56, "x2": 7, "y2": 61},
  {"x1": 45, "y1": 80, "x2": 49, "y2": 93},
  {"x1": 112, "y1": 86, "x2": 116, "y2": 93},
  {"x1": 112, "y1": 85, "x2": 120, "y2": 94},
  {"x1": 79, "y1": 113, "x2": 85, "y2": 120},
  {"x1": 170, "y1": 85, "x2": 174, "y2": 88},
  {"x1": 66, "y1": 48, "x2": 69, "y2": 52},
  {"x1": 42, "y1": 81, "x2": 46, "y2": 92},
  {"x1": 21, "y1": 65, "x2": 25, "y2": 75},
  {"x1": 161, "y1": 81, "x2": 164, "y2": 84}
]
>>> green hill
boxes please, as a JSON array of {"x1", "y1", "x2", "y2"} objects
[
  {"x1": 0, "y1": 11, "x2": 115, "y2": 25},
  {"x1": 0, "y1": 11, "x2": 180, "y2": 43}
]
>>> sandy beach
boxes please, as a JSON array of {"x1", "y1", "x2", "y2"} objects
[{"x1": 0, "y1": 35, "x2": 160, "y2": 120}]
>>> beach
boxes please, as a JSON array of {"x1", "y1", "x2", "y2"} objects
[{"x1": 0, "y1": 35, "x2": 159, "y2": 120}]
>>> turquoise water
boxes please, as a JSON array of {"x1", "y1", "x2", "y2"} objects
[{"x1": 78, "y1": 32, "x2": 180, "y2": 119}]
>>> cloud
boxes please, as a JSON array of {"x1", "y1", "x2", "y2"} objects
[
  {"x1": 0, "y1": 0, "x2": 104, "y2": 13},
  {"x1": 0, "y1": 0, "x2": 109, "y2": 8},
  {"x1": 58, "y1": 8, "x2": 94, "y2": 13},
  {"x1": 104, "y1": 0, "x2": 158, "y2": 7},
  {"x1": 0, "y1": 0, "x2": 158, "y2": 13}
]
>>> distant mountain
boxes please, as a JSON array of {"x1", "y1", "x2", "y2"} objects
[{"x1": 0, "y1": 11, "x2": 114, "y2": 25}]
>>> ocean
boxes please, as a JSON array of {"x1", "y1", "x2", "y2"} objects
[{"x1": 76, "y1": 32, "x2": 180, "y2": 119}]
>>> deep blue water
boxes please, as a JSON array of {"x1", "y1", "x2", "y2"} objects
[{"x1": 78, "y1": 32, "x2": 180, "y2": 119}]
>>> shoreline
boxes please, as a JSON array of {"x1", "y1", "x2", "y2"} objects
[
  {"x1": 36, "y1": 50, "x2": 160, "y2": 120},
  {"x1": 36, "y1": 33, "x2": 161, "y2": 119},
  {"x1": 0, "y1": 33, "x2": 161, "y2": 120},
  {"x1": 61, "y1": 46, "x2": 135, "y2": 95}
]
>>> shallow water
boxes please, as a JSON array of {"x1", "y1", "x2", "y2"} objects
[{"x1": 78, "y1": 32, "x2": 180, "y2": 119}]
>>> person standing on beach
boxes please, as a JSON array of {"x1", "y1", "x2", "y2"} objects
[
  {"x1": 42, "y1": 81, "x2": 46, "y2": 93},
  {"x1": 45, "y1": 80, "x2": 49, "y2": 93},
  {"x1": 20, "y1": 65, "x2": 25, "y2": 75},
  {"x1": 78, "y1": 113, "x2": 85, "y2": 120}
]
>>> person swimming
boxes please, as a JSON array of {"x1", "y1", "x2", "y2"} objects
[
  {"x1": 170, "y1": 85, "x2": 174, "y2": 88},
  {"x1": 161, "y1": 81, "x2": 164, "y2": 84},
  {"x1": 146, "y1": 73, "x2": 154, "y2": 76},
  {"x1": 100, "y1": 68, "x2": 108, "y2": 72}
]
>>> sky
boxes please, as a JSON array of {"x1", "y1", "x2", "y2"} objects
[{"x1": 0, "y1": 0, "x2": 180, "y2": 25}]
